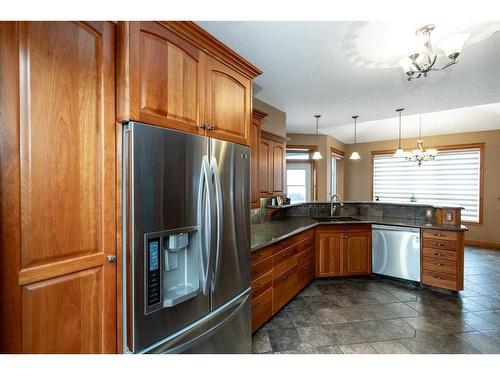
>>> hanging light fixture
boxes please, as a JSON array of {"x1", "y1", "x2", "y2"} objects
[
  {"x1": 349, "y1": 115, "x2": 361, "y2": 160},
  {"x1": 404, "y1": 114, "x2": 438, "y2": 166},
  {"x1": 398, "y1": 24, "x2": 470, "y2": 81},
  {"x1": 394, "y1": 108, "x2": 405, "y2": 157},
  {"x1": 311, "y1": 115, "x2": 323, "y2": 160}
]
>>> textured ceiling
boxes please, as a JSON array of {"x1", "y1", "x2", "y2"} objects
[{"x1": 197, "y1": 21, "x2": 500, "y2": 141}]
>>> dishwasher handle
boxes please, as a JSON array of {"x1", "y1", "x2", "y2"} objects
[{"x1": 372, "y1": 224, "x2": 420, "y2": 233}]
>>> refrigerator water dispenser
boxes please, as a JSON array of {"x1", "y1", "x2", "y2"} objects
[{"x1": 162, "y1": 227, "x2": 200, "y2": 307}]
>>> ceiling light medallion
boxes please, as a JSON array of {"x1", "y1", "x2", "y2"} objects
[
  {"x1": 312, "y1": 115, "x2": 323, "y2": 160},
  {"x1": 399, "y1": 24, "x2": 469, "y2": 81},
  {"x1": 349, "y1": 115, "x2": 361, "y2": 160},
  {"x1": 394, "y1": 108, "x2": 406, "y2": 157},
  {"x1": 404, "y1": 114, "x2": 438, "y2": 166}
]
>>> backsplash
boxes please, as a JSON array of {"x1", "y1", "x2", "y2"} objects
[{"x1": 251, "y1": 200, "x2": 437, "y2": 224}]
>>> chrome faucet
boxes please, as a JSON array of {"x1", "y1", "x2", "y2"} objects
[{"x1": 330, "y1": 194, "x2": 344, "y2": 216}]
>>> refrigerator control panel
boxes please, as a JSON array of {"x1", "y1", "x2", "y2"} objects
[{"x1": 144, "y1": 235, "x2": 163, "y2": 314}]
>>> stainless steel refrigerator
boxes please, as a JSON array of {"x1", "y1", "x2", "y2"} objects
[{"x1": 122, "y1": 121, "x2": 251, "y2": 354}]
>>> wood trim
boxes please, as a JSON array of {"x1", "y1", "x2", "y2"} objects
[
  {"x1": 19, "y1": 254, "x2": 108, "y2": 287},
  {"x1": 370, "y1": 143, "x2": 485, "y2": 225},
  {"x1": 465, "y1": 239, "x2": 500, "y2": 250},
  {"x1": 331, "y1": 147, "x2": 345, "y2": 157},
  {"x1": 261, "y1": 130, "x2": 287, "y2": 144},
  {"x1": 0, "y1": 21, "x2": 22, "y2": 353},
  {"x1": 287, "y1": 144, "x2": 316, "y2": 151},
  {"x1": 252, "y1": 108, "x2": 268, "y2": 121},
  {"x1": 159, "y1": 21, "x2": 262, "y2": 79}
]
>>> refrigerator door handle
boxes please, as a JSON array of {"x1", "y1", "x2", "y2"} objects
[
  {"x1": 199, "y1": 155, "x2": 215, "y2": 295},
  {"x1": 210, "y1": 157, "x2": 223, "y2": 290}
]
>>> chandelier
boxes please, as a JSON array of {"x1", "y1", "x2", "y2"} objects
[
  {"x1": 404, "y1": 114, "x2": 438, "y2": 166},
  {"x1": 398, "y1": 24, "x2": 469, "y2": 81}
]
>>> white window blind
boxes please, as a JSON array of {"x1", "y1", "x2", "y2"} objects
[{"x1": 373, "y1": 148, "x2": 481, "y2": 222}]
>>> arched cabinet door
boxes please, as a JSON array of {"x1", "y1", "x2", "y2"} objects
[
  {"x1": 204, "y1": 55, "x2": 252, "y2": 146},
  {"x1": 120, "y1": 21, "x2": 205, "y2": 136},
  {"x1": 0, "y1": 21, "x2": 117, "y2": 353}
]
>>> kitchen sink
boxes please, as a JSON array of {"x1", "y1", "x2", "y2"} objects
[{"x1": 313, "y1": 216, "x2": 361, "y2": 222}]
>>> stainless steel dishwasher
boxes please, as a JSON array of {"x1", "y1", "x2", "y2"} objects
[{"x1": 372, "y1": 225, "x2": 421, "y2": 282}]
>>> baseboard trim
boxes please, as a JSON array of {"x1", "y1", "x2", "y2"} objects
[{"x1": 465, "y1": 239, "x2": 500, "y2": 250}]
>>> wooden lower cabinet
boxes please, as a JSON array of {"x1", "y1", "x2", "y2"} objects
[
  {"x1": 252, "y1": 288, "x2": 272, "y2": 333},
  {"x1": 316, "y1": 225, "x2": 372, "y2": 278},
  {"x1": 421, "y1": 229, "x2": 464, "y2": 291},
  {"x1": 251, "y1": 229, "x2": 315, "y2": 332}
]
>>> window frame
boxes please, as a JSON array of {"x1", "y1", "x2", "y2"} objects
[
  {"x1": 330, "y1": 147, "x2": 345, "y2": 199},
  {"x1": 371, "y1": 143, "x2": 484, "y2": 225},
  {"x1": 286, "y1": 145, "x2": 318, "y2": 201}
]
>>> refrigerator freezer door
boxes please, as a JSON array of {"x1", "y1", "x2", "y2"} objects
[
  {"x1": 142, "y1": 288, "x2": 252, "y2": 354},
  {"x1": 210, "y1": 139, "x2": 251, "y2": 309},
  {"x1": 126, "y1": 122, "x2": 211, "y2": 353}
]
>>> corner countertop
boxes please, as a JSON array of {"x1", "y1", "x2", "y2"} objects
[{"x1": 251, "y1": 216, "x2": 468, "y2": 252}]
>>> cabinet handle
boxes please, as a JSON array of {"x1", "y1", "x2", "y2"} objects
[
  {"x1": 432, "y1": 275, "x2": 442, "y2": 280},
  {"x1": 282, "y1": 252, "x2": 289, "y2": 258},
  {"x1": 200, "y1": 123, "x2": 206, "y2": 129},
  {"x1": 435, "y1": 262, "x2": 445, "y2": 266},
  {"x1": 434, "y1": 252, "x2": 444, "y2": 257},
  {"x1": 436, "y1": 243, "x2": 445, "y2": 247},
  {"x1": 252, "y1": 268, "x2": 260, "y2": 275},
  {"x1": 207, "y1": 125, "x2": 215, "y2": 131},
  {"x1": 107, "y1": 255, "x2": 116, "y2": 263},
  {"x1": 256, "y1": 283, "x2": 262, "y2": 288},
  {"x1": 435, "y1": 233, "x2": 446, "y2": 237},
  {"x1": 282, "y1": 275, "x2": 288, "y2": 280},
  {"x1": 253, "y1": 253, "x2": 261, "y2": 260}
]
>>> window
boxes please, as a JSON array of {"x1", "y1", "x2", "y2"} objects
[
  {"x1": 287, "y1": 163, "x2": 312, "y2": 203},
  {"x1": 372, "y1": 146, "x2": 483, "y2": 223},
  {"x1": 286, "y1": 147, "x2": 315, "y2": 203},
  {"x1": 330, "y1": 148, "x2": 344, "y2": 199}
]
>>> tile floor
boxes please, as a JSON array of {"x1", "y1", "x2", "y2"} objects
[{"x1": 252, "y1": 247, "x2": 500, "y2": 354}]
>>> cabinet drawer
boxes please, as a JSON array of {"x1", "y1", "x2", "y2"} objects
[
  {"x1": 296, "y1": 236, "x2": 314, "y2": 253},
  {"x1": 251, "y1": 246, "x2": 274, "y2": 265},
  {"x1": 422, "y1": 257, "x2": 457, "y2": 275},
  {"x1": 422, "y1": 270, "x2": 458, "y2": 290},
  {"x1": 251, "y1": 256, "x2": 273, "y2": 281},
  {"x1": 252, "y1": 288, "x2": 272, "y2": 333},
  {"x1": 251, "y1": 270, "x2": 272, "y2": 299},
  {"x1": 297, "y1": 246, "x2": 314, "y2": 265},
  {"x1": 422, "y1": 238, "x2": 459, "y2": 251},
  {"x1": 272, "y1": 266, "x2": 298, "y2": 314},
  {"x1": 272, "y1": 247, "x2": 297, "y2": 277},
  {"x1": 422, "y1": 248, "x2": 457, "y2": 261},
  {"x1": 274, "y1": 229, "x2": 315, "y2": 253},
  {"x1": 297, "y1": 258, "x2": 315, "y2": 292},
  {"x1": 422, "y1": 229, "x2": 458, "y2": 242}
]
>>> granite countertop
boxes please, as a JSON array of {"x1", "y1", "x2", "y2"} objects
[{"x1": 251, "y1": 215, "x2": 468, "y2": 252}]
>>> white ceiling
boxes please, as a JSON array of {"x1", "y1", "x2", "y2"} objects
[{"x1": 197, "y1": 21, "x2": 500, "y2": 141}]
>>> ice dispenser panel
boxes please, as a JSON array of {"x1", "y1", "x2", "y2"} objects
[{"x1": 144, "y1": 226, "x2": 201, "y2": 314}]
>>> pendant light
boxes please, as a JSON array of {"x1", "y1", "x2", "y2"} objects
[
  {"x1": 405, "y1": 114, "x2": 438, "y2": 166},
  {"x1": 394, "y1": 108, "x2": 405, "y2": 157},
  {"x1": 349, "y1": 115, "x2": 361, "y2": 160},
  {"x1": 312, "y1": 115, "x2": 323, "y2": 160}
]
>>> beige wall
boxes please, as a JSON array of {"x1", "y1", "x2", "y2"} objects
[
  {"x1": 253, "y1": 98, "x2": 286, "y2": 137},
  {"x1": 344, "y1": 129, "x2": 500, "y2": 244},
  {"x1": 287, "y1": 133, "x2": 346, "y2": 201}
]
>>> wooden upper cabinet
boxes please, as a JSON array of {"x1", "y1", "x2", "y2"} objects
[
  {"x1": 251, "y1": 109, "x2": 267, "y2": 208},
  {"x1": 272, "y1": 142, "x2": 285, "y2": 193},
  {"x1": 260, "y1": 131, "x2": 286, "y2": 196},
  {"x1": 117, "y1": 21, "x2": 261, "y2": 145},
  {"x1": 344, "y1": 232, "x2": 372, "y2": 276},
  {"x1": 118, "y1": 21, "x2": 204, "y2": 135},
  {"x1": 204, "y1": 55, "x2": 252, "y2": 145},
  {"x1": 0, "y1": 21, "x2": 117, "y2": 353}
]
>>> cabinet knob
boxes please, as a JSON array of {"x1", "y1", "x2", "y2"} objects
[
  {"x1": 107, "y1": 255, "x2": 117, "y2": 263},
  {"x1": 200, "y1": 123, "x2": 206, "y2": 129},
  {"x1": 207, "y1": 125, "x2": 215, "y2": 131}
]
